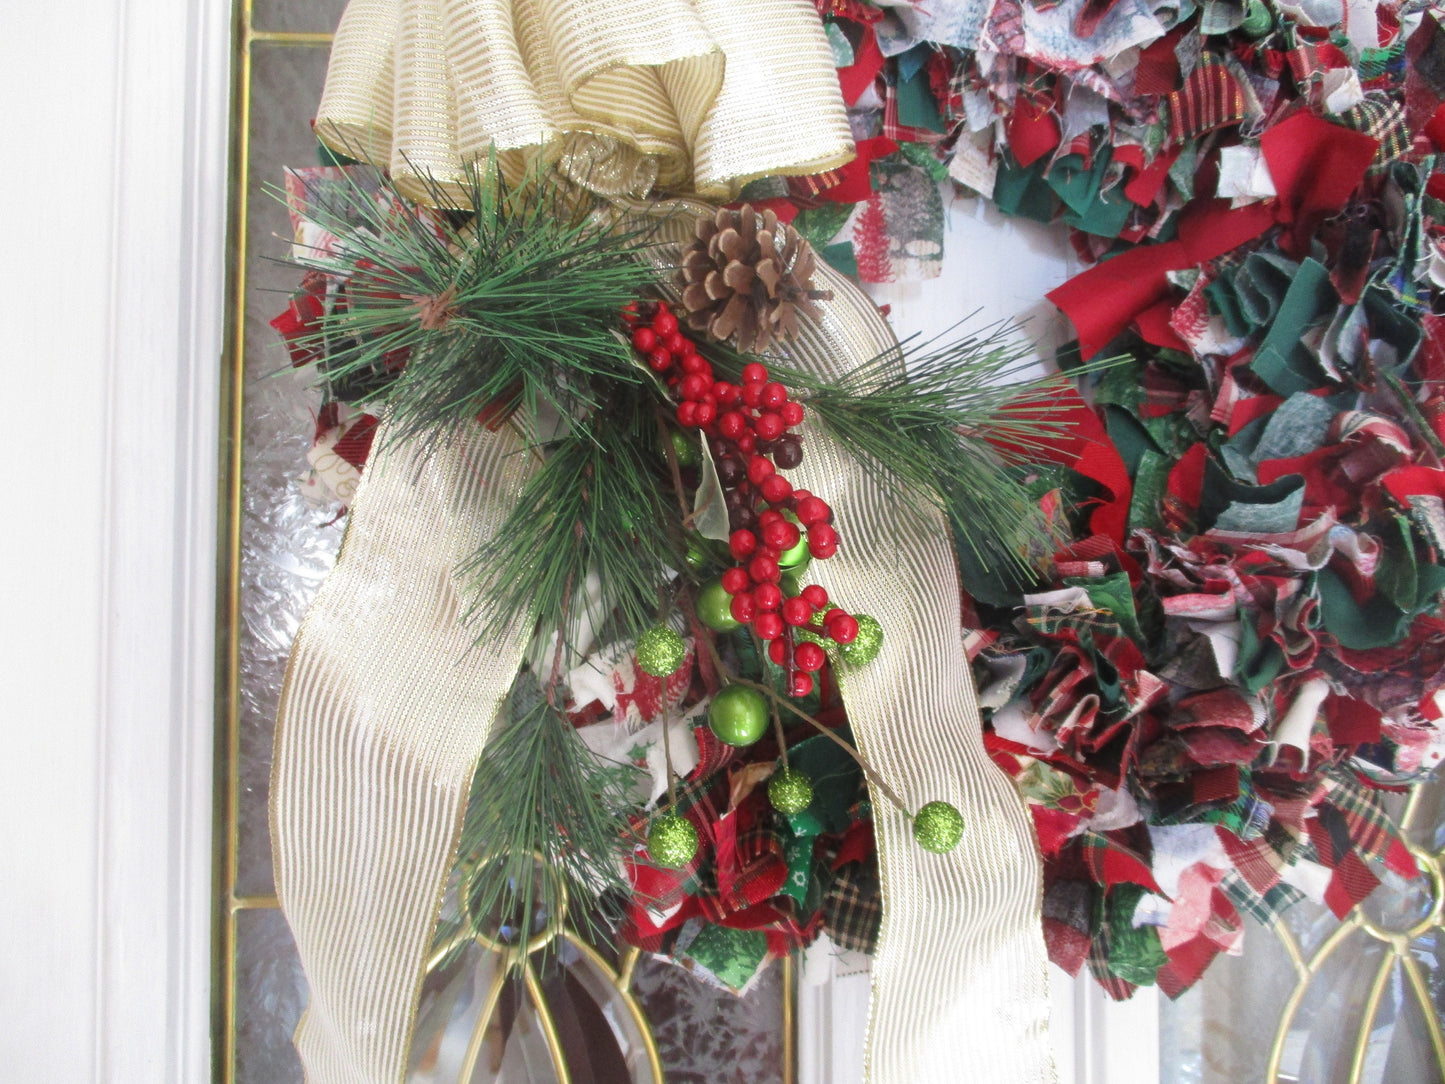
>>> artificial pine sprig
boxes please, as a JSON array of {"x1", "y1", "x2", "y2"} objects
[
  {"x1": 461, "y1": 386, "x2": 688, "y2": 652},
  {"x1": 279, "y1": 156, "x2": 663, "y2": 452},
  {"x1": 454, "y1": 672, "x2": 636, "y2": 954}
]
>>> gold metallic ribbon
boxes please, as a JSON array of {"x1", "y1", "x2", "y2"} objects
[
  {"x1": 316, "y1": 0, "x2": 856, "y2": 202},
  {"x1": 785, "y1": 266, "x2": 1055, "y2": 1084},
  {"x1": 646, "y1": 206, "x2": 1058, "y2": 1082},
  {"x1": 271, "y1": 421, "x2": 537, "y2": 1082}
]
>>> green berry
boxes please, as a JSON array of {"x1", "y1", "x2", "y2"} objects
[
  {"x1": 707, "y1": 685, "x2": 769, "y2": 747},
  {"x1": 670, "y1": 429, "x2": 700, "y2": 468},
  {"x1": 696, "y1": 579, "x2": 741, "y2": 631},
  {"x1": 768, "y1": 768, "x2": 814, "y2": 814},
  {"x1": 648, "y1": 813, "x2": 699, "y2": 868},
  {"x1": 912, "y1": 801, "x2": 965, "y2": 854},
  {"x1": 635, "y1": 626, "x2": 687, "y2": 677}
]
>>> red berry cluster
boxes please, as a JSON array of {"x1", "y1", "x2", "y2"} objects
[{"x1": 624, "y1": 300, "x2": 861, "y2": 697}]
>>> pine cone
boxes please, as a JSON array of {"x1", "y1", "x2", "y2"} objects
[{"x1": 680, "y1": 204, "x2": 832, "y2": 353}]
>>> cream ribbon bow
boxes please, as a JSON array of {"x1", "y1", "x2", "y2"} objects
[{"x1": 315, "y1": 0, "x2": 856, "y2": 202}]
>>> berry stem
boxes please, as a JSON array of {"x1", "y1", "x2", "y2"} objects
[
  {"x1": 654, "y1": 403, "x2": 691, "y2": 522},
  {"x1": 660, "y1": 707, "x2": 679, "y2": 810},
  {"x1": 725, "y1": 674, "x2": 909, "y2": 815},
  {"x1": 771, "y1": 701, "x2": 789, "y2": 770}
]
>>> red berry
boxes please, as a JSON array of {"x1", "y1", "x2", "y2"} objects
[
  {"x1": 719, "y1": 411, "x2": 748, "y2": 440},
  {"x1": 794, "y1": 641, "x2": 826, "y2": 672},
  {"x1": 741, "y1": 362, "x2": 769, "y2": 385},
  {"x1": 748, "y1": 554, "x2": 780, "y2": 583},
  {"x1": 730, "y1": 593, "x2": 757, "y2": 624},
  {"x1": 758, "y1": 509, "x2": 784, "y2": 528},
  {"x1": 754, "y1": 612, "x2": 785, "y2": 641},
  {"x1": 768, "y1": 639, "x2": 788, "y2": 665},
  {"x1": 795, "y1": 496, "x2": 830, "y2": 526},
  {"x1": 729, "y1": 529, "x2": 758, "y2": 561},
  {"x1": 694, "y1": 401, "x2": 716, "y2": 427},
  {"x1": 680, "y1": 352, "x2": 707, "y2": 374},
  {"x1": 754, "y1": 412, "x2": 785, "y2": 441},
  {"x1": 645, "y1": 346, "x2": 670, "y2": 370},
  {"x1": 738, "y1": 433, "x2": 757, "y2": 454},
  {"x1": 802, "y1": 584, "x2": 829, "y2": 609},
  {"x1": 781, "y1": 401, "x2": 805, "y2": 426},
  {"x1": 747, "y1": 458, "x2": 775, "y2": 486},
  {"x1": 753, "y1": 583, "x2": 782, "y2": 611},
  {"x1": 677, "y1": 401, "x2": 699, "y2": 427},
  {"x1": 826, "y1": 612, "x2": 859, "y2": 644},
  {"x1": 761, "y1": 519, "x2": 796, "y2": 550},
  {"x1": 632, "y1": 327, "x2": 658, "y2": 353},
  {"x1": 760, "y1": 475, "x2": 793, "y2": 504},
  {"x1": 807, "y1": 522, "x2": 838, "y2": 558},
  {"x1": 715, "y1": 382, "x2": 741, "y2": 405},
  {"x1": 652, "y1": 309, "x2": 679, "y2": 335},
  {"x1": 741, "y1": 383, "x2": 765, "y2": 408},
  {"x1": 663, "y1": 331, "x2": 687, "y2": 355},
  {"x1": 721, "y1": 567, "x2": 751, "y2": 595},
  {"x1": 761, "y1": 382, "x2": 788, "y2": 409},
  {"x1": 789, "y1": 671, "x2": 814, "y2": 697},
  {"x1": 781, "y1": 596, "x2": 812, "y2": 626},
  {"x1": 680, "y1": 374, "x2": 710, "y2": 400}
]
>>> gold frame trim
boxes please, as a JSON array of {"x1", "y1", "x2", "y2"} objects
[
  {"x1": 214, "y1": 5, "x2": 800, "y2": 1082},
  {"x1": 1262, "y1": 785, "x2": 1445, "y2": 1083}
]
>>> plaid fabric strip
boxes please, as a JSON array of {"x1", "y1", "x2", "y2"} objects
[
  {"x1": 882, "y1": 79, "x2": 943, "y2": 145},
  {"x1": 1336, "y1": 95, "x2": 1409, "y2": 170},
  {"x1": 1285, "y1": 40, "x2": 1352, "y2": 87},
  {"x1": 822, "y1": 858, "x2": 882, "y2": 953},
  {"x1": 1321, "y1": 768, "x2": 1416, "y2": 876},
  {"x1": 1085, "y1": 931, "x2": 1138, "y2": 999},
  {"x1": 1167, "y1": 52, "x2": 1246, "y2": 144},
  {"x1": 1218, "y1": 823, "x2": 1293, "y2": 894},
  {"x1": 1220, "y1": 869, "x2": 1304, "y2": 925}
]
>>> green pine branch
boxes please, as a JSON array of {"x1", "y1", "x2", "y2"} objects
[
  {"x1": 462, "y1": 384, "x2": 688, "y2": 653},
  {"x1": 279, "y1": 156, "x2": 663, "y2": 453},
  {"x1": 706, "y1": 322, "x2": 1107, "y2": 581},
  {"x1": 454, "y1": 672, "x2": 638, "y2": 958}
]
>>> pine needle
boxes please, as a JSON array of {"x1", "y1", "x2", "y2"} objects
[
  {"x1": 278, "y1": 155, "x2": 663, "y2": 454},
  {"x1": 455, "y1": 673, "x2": 635, "y2": 958},
  {"x1": 461, "y1": 387, "x2": 687, "y2": 651}
]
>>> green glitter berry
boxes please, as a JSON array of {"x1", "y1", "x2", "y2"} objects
[
  {"x1": 767, "y1": 768, "x2": 814, "y2": 814},
  {"x1": 635, "y1": 626, "x2": 687, "y2": 677},
  {"x1": 912, "y1": 801, "x2": 965, "y2": 854},
  {"x1": 647, "y1": 813, "x2": 699, "y2": 868}
]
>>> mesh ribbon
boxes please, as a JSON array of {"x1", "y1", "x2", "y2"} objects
[
  {"x1": 316, "y1": 0, "x2": 856, "y2": 201},
  {"x1": 271, "y1": 422, "x2": 536, "y2": 1082}
]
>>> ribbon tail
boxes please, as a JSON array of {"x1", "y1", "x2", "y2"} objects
[
  {"x1": 271, "y1": 419, "x2": 535, "y2": 1082},
  {"x1": 788, "y1": 265, "x2": 1056, "y2": 1083}
]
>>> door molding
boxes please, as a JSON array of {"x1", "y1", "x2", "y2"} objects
[{"x1": 0, "y1": 1, "x2": 231, "y2": 1079}]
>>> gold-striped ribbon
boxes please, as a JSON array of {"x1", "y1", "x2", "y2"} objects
[
  {"x1": 785, "y1": 263, "x2": 1056, "y2": 1083},
  {"x1": 315, "y1": 0, "x2": 856, "y2": 202},
  {"x1": 271, "y1": 422, "x2": 537, "y2": 1082}
]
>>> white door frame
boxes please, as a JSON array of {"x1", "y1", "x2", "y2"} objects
[{"x1": 0, "y1": 2, "x2": 229, "y2": 1079}]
